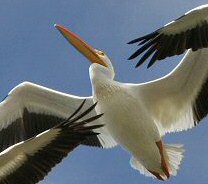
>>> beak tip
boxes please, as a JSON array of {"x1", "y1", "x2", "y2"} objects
[
  {"x1": 54, "y1": 24, "x2": 61, "y2": 30},
  {"x1": 54, "y1": 24, "x2": 69, "y2": 33}
]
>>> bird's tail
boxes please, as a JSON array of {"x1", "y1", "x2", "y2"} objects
[
  {"x1": 165, "y1": 144, "x2": 184, "y2": 176},
  {"x1": 130, "y1": 144, "x2": 184, "y2": 180}
]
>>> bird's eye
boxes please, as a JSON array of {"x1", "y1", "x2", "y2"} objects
[{"x1": 98, "y1": 50, "x2": 105, "y2": 56}]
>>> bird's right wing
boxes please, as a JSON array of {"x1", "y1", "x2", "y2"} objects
[
  {"x1": 0, "y1": 100, "x2": 103, "y2": 184},
  {"x1": 128, "y1": 4, "x2": 208, "y2": 68},
  {"x1": 0, "y1": 81, "x2": 117, "y2": 151},
  {"x1": 127, "y1": 48, "x2": 208, "y2": 135}
]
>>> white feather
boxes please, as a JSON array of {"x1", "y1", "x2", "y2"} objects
[
  {"x1": 0, "y1": 81, "x2": 117, "y2": 149},
  {"x1": 127, "y1": 48, "x2": 208, "y2": 135},
  {"x1": 162, "y1": 4, "x2": 208, "y2": 34}
]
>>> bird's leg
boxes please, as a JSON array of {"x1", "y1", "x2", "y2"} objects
[{"x1": 156, "y1": 140, "x2": 170, "y2": 179}]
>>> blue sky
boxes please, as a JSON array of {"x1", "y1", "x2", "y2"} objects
[{"x1": 1, "y1": 0, "x2": 208, "y2": 184}]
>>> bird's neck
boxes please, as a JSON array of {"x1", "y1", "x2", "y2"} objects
[
  {"x1": 89, "y1": 63, "x2": 115, "y2": 82},
  {"x1": 89, "y1": 63, "x2": 120, "y2": 101}
]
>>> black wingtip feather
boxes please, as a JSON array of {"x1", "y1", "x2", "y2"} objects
[
  {"x1": 84, "y1": 113, "x2": 104, "y2": 123},
  {"x1": 127, "y1": 37, "x2": 145, "y2": 44},
  {"x1": 147, "y1": 50, "x2": 161, "y2": 68},
  {"x1": 66, "y1": 99, "x2": 86, "y2": 121},
  {"x1": 135, "y1": 44, "x2": 157, "y2": 68},
  {"x1": 68, "y1": 114, "x2": 104, "y2": 129},
  {"x1": 128, "y1": 22, "x2": 208, "y2": 68},
  {"x1": 128, "y1": 34, "x2": 160, "y2": 61},
  {"x1": 56, "y1": 100, "x2": 101, "y2": 129},
  {"x1": 128, "y1": 40, "x2": 155, "y2": 60},
  {"x1": 70, "y1": 101, "x2": 98, "y2": 123},
  {"x1": 127, "y1": 31, "x2": 159, "y2": 44}
]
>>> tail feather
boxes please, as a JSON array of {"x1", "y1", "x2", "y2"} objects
[
  {"x1": 165, "y1": 144, "x2": 185, "y2": 176},
  {"x1": 129, "y1": 144, "x2": 184, "y2": 180}
]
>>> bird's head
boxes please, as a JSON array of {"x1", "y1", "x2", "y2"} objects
[{"x1": 54, "y1": 24, "x2": 114, "y2": 78}]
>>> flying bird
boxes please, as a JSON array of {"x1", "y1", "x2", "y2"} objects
[
  {"x1": 128, "y1": 4, "x2": 208, "y2": 68},
  {"x1": 52, "y1": 24, "x2": 189, "y2": 180},
  {"x1": 2, "y1": 15, "x2": 206, "y2": 180},
  {"x1": 0, "y1": 100, "x2": 103, "y2": 184}
]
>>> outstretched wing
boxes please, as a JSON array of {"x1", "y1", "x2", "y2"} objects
[
  {"x1": 128, "y1": 48, "x2": 208, "y2": 135},
  {"x1": 0, "y1": 81, "x2": 117, "y2": 151},
  {"x1": 0, "y1": 100, "x2": 103, "y2": 184},
  {"x1": 128, "y1": 4, "x2": 208, "y2": 68}
]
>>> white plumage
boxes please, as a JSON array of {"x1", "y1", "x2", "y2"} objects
[
  {"x1": 53, "y1": 6, "x2": 208, "y2": 178},
  {"x1": 1, "y1": 5, "x2": 208, "y2": 180},
  {"x1": 0, "y1": 81, "x2": 116, "y2": 151}
]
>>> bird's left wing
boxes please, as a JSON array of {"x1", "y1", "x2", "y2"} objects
[
  {"x1": 128, "y1": 4, "x2": 208, "y2": 68},
  {"x1": 127, "y1": 48, "x2": 208, "y2": 135},
  {"x1": 0, "y1": 81, "x2": 117, "y2": 151},
  {"x1": 0, "y1": 100, "x2": 103, "y2": 184}
]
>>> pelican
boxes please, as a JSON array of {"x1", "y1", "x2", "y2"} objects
[
  {"x1": 53, "y1": 24, "x2": 187, "y2": 180},
  {"x1": 0, "y1": 100, "x2": 103, "y2": 184},
  {"x1": 2, "y1": 18, "x2": 207, "y2": 180},
  {"x1": 53, "y1": 18, "x2": 208, "y2": 179}
]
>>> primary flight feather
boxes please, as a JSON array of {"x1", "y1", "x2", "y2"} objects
[
  {"x1": 128, "y1": 4, "x2": 208, "y2": 68},
  {"x1": 0, "y1": 100, "x2": 103, "y2": 184}
]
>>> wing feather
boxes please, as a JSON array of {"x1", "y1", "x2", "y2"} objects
[
  {"x1": 128, "y1": 49, "x2": 208, "y2": 135},
  {"x1": 0, "y1": 81, "x2": 117, "y2": 150},
  {"x1": 0, "y1": 100, "x2": 102, "y2": 184},
  {"x1": 128, "y1": 4, "x2": 208, "y2": 67}
]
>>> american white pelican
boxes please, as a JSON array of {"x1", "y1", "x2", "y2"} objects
[
  {"x1": 128, "y1": 4, "x2": 208, "y2": 68},
  {"x1": 3, "y1": 11, "x2": 208, "y2": 179},
  {"x1": 0, "y1": 100, "x2": 103, "y2": 184},
  {"x1": 52, "y1": 24, "x2": 188, "y2": 181}
]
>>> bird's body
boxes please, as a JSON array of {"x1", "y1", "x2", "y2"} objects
[
  {"x1": 96, "y1": 92, "x2": 162, "y2": 174},
  {"x1": 90, "y1": 65, "x2": 162, "y2": 174},
  {"x1": 87, "y1": 55, "x2": 186, "y2": 179}
]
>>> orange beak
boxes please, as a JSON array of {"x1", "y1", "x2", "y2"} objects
[{"x1": 54, "y1": 24, "x2": 107, "y2": 67}]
